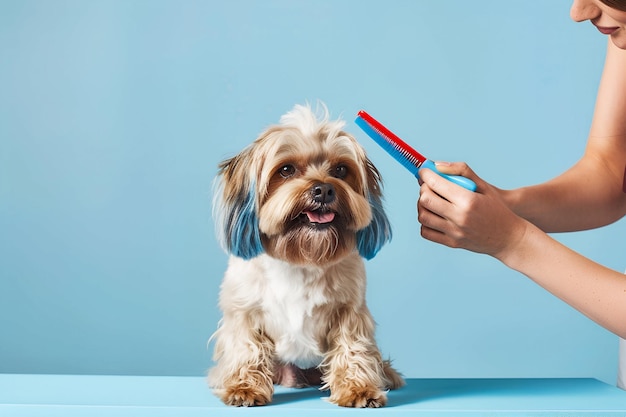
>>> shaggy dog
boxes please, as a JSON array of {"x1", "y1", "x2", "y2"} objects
[{"x1": 209, "y1": 103, "x2": 404, "y2": 407}]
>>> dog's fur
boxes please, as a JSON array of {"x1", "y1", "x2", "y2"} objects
[{"x1": 209, "y1": 103, "x2": 404, "y2": 407}]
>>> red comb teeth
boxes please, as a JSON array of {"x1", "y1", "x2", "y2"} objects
[{"x1": 356, "y1": 110, "x2": 427, "y2": 164}]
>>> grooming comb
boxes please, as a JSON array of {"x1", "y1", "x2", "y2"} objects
[{"x1": 355, "y1": 110, "x2": 477, "y2": 191}]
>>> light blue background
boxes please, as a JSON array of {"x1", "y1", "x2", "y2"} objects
[{"x1": 1, "y1": 0, "x2": 624, "y2": 385}]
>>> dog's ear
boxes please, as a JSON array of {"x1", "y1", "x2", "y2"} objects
[
  {"x1": 213, "y1": 148, "x2": 264, "y2": 260},
  {"x1": 356, "y1": 158, "x2": 392, "y2": 260}
]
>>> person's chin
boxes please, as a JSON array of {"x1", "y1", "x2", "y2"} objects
[{"x1": 610, "y1": 31, "x2": 626, "y2": 49}]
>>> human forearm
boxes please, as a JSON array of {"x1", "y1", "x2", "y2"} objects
[
  {"x1": 498, "y1": 220, "x2": 626, "y2": 338},
  {"x1": 418, "y1": 167, "x2": 626, "y2": 338},
  {"x1": 502, "y1": 155, "x2": 626, "y2": 232}
]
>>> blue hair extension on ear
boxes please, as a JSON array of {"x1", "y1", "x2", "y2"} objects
[
  {"x1": 224, "y1": 185, "x2": 264, "y2": 260},
  {"x1": 356, "y1": 194, "x2": 391, "y2": 260}
]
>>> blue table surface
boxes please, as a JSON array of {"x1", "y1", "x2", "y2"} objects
[{"x1": 1, "y1": 374, "x2": 625, "y2": 416}]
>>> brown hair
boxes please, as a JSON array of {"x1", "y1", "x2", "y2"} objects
[{"x1": 600, "y1": 0, "x2": 626, "y2": 12}]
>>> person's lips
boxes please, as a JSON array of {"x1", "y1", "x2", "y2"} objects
[{"x1": 594, "y1": 24, "x2": 619, "y2": 35}]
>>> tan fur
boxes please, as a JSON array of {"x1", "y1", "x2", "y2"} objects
[{"x1": 209, "y1": 103, "x2": 404, "y2": 407}]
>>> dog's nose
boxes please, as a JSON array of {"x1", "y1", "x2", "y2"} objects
[{"x1": 312, "y1": 183, "x2": 335, "y2": 204}]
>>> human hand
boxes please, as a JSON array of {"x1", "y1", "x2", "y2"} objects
[{"x1": 417, "y1": 162, "x2": 528, "y2": 260}]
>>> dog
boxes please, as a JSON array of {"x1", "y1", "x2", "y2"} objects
[{"x1": 208, "y1": 103, "x2": 404, "y2": 408}]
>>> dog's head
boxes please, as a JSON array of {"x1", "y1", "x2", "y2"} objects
[{"x1": 213, "y1": 103, "x2": 391, "y2": 265}]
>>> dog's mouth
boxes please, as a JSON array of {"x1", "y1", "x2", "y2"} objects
[{"x1": 298, "y1": 208, "x2": 336, "y2": 228}]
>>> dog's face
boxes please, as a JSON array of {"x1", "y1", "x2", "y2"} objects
[{"x1": 214, "y1": 104, "x2": 391, "y2": 265}]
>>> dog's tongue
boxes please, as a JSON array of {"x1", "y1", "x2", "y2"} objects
[{"x1": 304, "y1": 211, "x2": 335, "y2": 224}]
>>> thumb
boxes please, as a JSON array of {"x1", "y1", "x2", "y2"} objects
[
  {"x1": 428, "y1": 161, "x2": 483, "y2": 192},
  {"x1": 432, "y1": 161, "x2": 478, "y2": 180}
]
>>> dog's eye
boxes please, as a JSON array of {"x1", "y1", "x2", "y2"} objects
[
  {"x1": 279, "y1": 164, "x2": 296, "y2": 178},
  {"x1": 333, "y1": 165, "x2": 348, "y2": 179}
]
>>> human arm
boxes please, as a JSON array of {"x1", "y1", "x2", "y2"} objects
[
  {"x1": 416, "y1": 40, "x2": 626, "y2": 338},
  {"x1": 502, "y1": 39, "x2": 626, "y2": 232},
  {"x1": 418, "y1": 168, "x2": 626, "y2": 338}
]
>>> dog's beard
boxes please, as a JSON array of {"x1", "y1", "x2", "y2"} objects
[
  {"x1": 260, "y1": 193, "x2": 367, "y2": 265},
  {"x1": 263, "y1": 215, "x2": 356, "y2": 265}
]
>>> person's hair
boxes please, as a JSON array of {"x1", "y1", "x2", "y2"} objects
[{"x1": 601, "y1": 0, "x2": 626, "y2": 12}]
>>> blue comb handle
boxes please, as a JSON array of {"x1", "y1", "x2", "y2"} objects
[{"x1": 419, "y1": 160, "x2": 477, "y2": 192}]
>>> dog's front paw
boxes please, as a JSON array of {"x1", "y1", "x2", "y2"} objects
[
  {"x1": 218, "y1": 384, "x2": 273, "y2": 407},
  {"x1": 330, "y1": 386, "x2": 387, "y2": 408}
]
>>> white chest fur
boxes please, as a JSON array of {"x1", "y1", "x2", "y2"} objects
[
  {"x1": 222, "y1": 255, "x2": 334, "y2": 368},
  {"x1": 255, "y1": 255, "x2": 328, "y2": 368}
]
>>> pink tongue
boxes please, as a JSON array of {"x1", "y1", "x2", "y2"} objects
[{"x1": 305, "y1": 211, "x2": 335, "y2": 224}]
